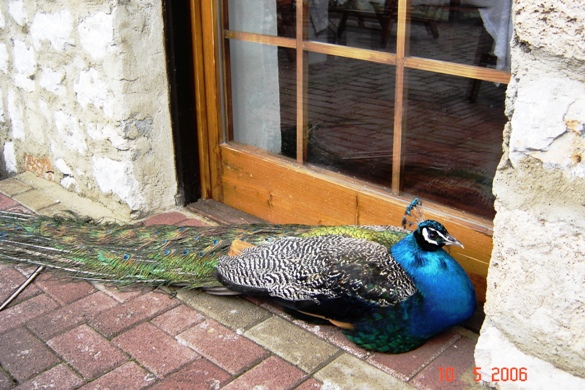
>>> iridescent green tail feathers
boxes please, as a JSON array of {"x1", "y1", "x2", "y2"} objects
[
  {"x1": 0, "y1": 210, "x2": 409, "y2": 291},
  {"x1": 0, "y1": 204, "x2": 476, "y2": 354}
]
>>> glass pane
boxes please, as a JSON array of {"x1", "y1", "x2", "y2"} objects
[
  {"x1": 303, "y1": 56, "x2": 395, "y2": 185},
  {"x1": 408, "y1": 0, "x2": 512, "y2": 71},
  {"x1": 402, "y1": 69, "x2": 506, "y2": 219},
  {"x1": 229, "y1": 40, "x2": 296, "y2": 155},
  {"x1": 227, "y1": 0, "x2": 296, "y2": 38},
  {"x1": 320, "y1": 1, "x2": 397, "y2": 52}
]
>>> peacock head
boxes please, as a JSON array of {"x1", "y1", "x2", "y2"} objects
[{"x1": 414, "y1": 220, "x2": 463, "y2": 251}]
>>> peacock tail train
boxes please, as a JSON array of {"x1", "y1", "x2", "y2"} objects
[
  {"x1": 0, "y1": 211, "x2": 409, "y2": 290},
  {"x1": 0, "y1": 199, "x2": 476, "y2": 354}
]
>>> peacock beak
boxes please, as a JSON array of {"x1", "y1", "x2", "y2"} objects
[{"x1": 444, "y1": 234, "x2": 464, "y2": 248}]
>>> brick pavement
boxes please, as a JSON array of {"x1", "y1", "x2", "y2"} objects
[{"x1": 0, "y1": 174, "x2": 483, "y2": 389}]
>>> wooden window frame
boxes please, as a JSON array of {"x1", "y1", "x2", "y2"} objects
[{"x1": 189, "y1": 0, "x2": 511, "y2": 301}]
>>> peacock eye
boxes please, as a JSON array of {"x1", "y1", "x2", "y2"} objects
[{"x1": 426, "y1": 229, "x2": 438, "y2": 239}]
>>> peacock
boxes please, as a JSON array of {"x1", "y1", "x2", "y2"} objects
[{"x1": 0, "y1": 199, "x2": 476, "y2": 353}]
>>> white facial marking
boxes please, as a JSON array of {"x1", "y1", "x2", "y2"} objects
[
  {"x1": 422, "y1": 227, "x2": 438, "y2": 245},
  {"x1": 422, "y1": 227, "x2": 450, "y2": 246}
]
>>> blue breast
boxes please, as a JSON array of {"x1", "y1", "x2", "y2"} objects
[{"x1": 391, "y1": 234, "x2": 476, "y2": 338}]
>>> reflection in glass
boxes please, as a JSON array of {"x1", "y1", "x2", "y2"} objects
[
  {"x1": 229, "y1": 41, "x2": 296, "y2": 153},
  {"x1": 319, "y1": 0, "x2": 401, "y2": 52},
  {"x1": 303, "y1": 57, "x2": 395, "y2": 185},
  {"x1": 325, "y1": 0, "x2": 439, "y2": 53},
  {"x1": 409, "y1": 0, "x2": 512, "y2": 71},
  {"x1": 227, "y1": 0, "x2": 296, "y2": 38},
  {"x1": 224, "y1": 1, "x2": 511, "y2": 219},
  {"x1": 401, "y1": 69, "x2": 506, "y2": 218}
]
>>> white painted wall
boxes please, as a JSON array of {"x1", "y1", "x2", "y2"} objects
[{"x1": 0, "y1": 0, "x2": 177, "y2": 218}]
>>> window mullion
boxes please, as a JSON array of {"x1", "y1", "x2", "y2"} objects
[
  {"x1": 296, "y1": 0, "x2": 308, "y2": 163},
  {"x1": 392, "y1": 0, "x2": 411, "y2": 193}
]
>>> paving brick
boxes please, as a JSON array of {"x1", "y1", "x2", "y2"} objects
[
  {"x1": 0, "y1": 193, "x2": 21, "y2": 210},
  {"x1": 0, "y1": 294, "x2": 59, "y2": 334},
  {"x1": 27, "y1": 291, "x2": 118, "y2": 340},
  {"x1": 0, "y1": 267, "x2": 42, "y2": 309},
  {"x1": 2, "y1": 204, "x2": 32, "y2": 214},
  {"x1": 367, "y1": 330, "x2": 461, "y2": 381},
  {"x1": 13, "y1": 264, "x2": 40, "y2": 278},
  {"x1": 78, "y1": 362, "x2": 155, "y2": 390},
  {"x1": 34, "y1": 272, "x2": 96, "y2": 305},
  {"x1": 150, "y1": 304, "x2": 206, "y2": 336},
  {"x1": 315, "y1": 353, "x2": 416, "y2": 389},
  {"x1": 244, "y1": 316, "x2": 339, "y2": 373},
  {"x1": 410, "y1": 335, "x2": 483, "y2": 390},
  {"x1": 113, "y1": 322, "x2": 198, "y2": 378},
  {"x1": 177, "y1": 290, "x2": 272, "y2": 332},
  {"x1": 47, "y1": 324, "x2": 127, "y2": 380},
  {"x1": 89, "y1": 290, "x2": 179, "y2": 337},
  {"x1": 0, "y1": 369, "x2": 15, "y2": 389},
  {"x1": 0, "y1": 327, "x2": 60, "y2": 383},
  {"x1": 143, "y1": 211, "x2": 188, "y2": 226},
  {"x1": 93, "y1": 283, "x2": 154, "y2": 303},
  {"x1": 177, "y1": 318, "x2": 269, "y2": 374},
  {"x1": 326, "y1": 327, "x2": 373, "y2": 359},
  {"x1": 14, "y1": 364, "x2": 84, "y2": 390},
  {"x1": 222, "y1": 356, "x2": 306, "y2": 390},
  {"x1": 149, "y1": 358, "x2": 231, "y2": 390},
  {"x1": 295, "y1": 378, "x2": 324, "y2": 390}
]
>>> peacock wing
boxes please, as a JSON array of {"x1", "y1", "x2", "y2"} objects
[{"x1": 215, "y1": 235, "x2": 418, "y2": 317}]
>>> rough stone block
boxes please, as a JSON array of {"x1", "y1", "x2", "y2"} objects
[{"x1": 475, "y1": 325, "x2": 585, "y2": 389}]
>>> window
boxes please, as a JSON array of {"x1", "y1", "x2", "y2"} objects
[
  {"x1": 221, "y1": 0, "x2": 510, "y2": 219},
  {"x1": 192, "y1": 0, "x2": 512, "y2": 299}
]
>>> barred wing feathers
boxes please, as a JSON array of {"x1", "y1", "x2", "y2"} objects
[{"x1": 216, "y1": 235, "x2": 417, "y2": 311}]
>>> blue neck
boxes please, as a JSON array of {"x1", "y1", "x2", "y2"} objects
[{"x1": 391, "y1": 234, "x2": 476, "y2": 337}]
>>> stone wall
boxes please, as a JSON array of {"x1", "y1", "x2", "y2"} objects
[
  {"x1": 475, "y1": 0, "x2": 585, "y2": 387},
  {"x1": 0, "y1": 0, "x2": 177, "y2": 218}
]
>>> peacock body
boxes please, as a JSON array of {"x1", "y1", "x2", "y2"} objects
[{"x1": 0, "y1": 203, "x2": 476, "y2": 353}]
